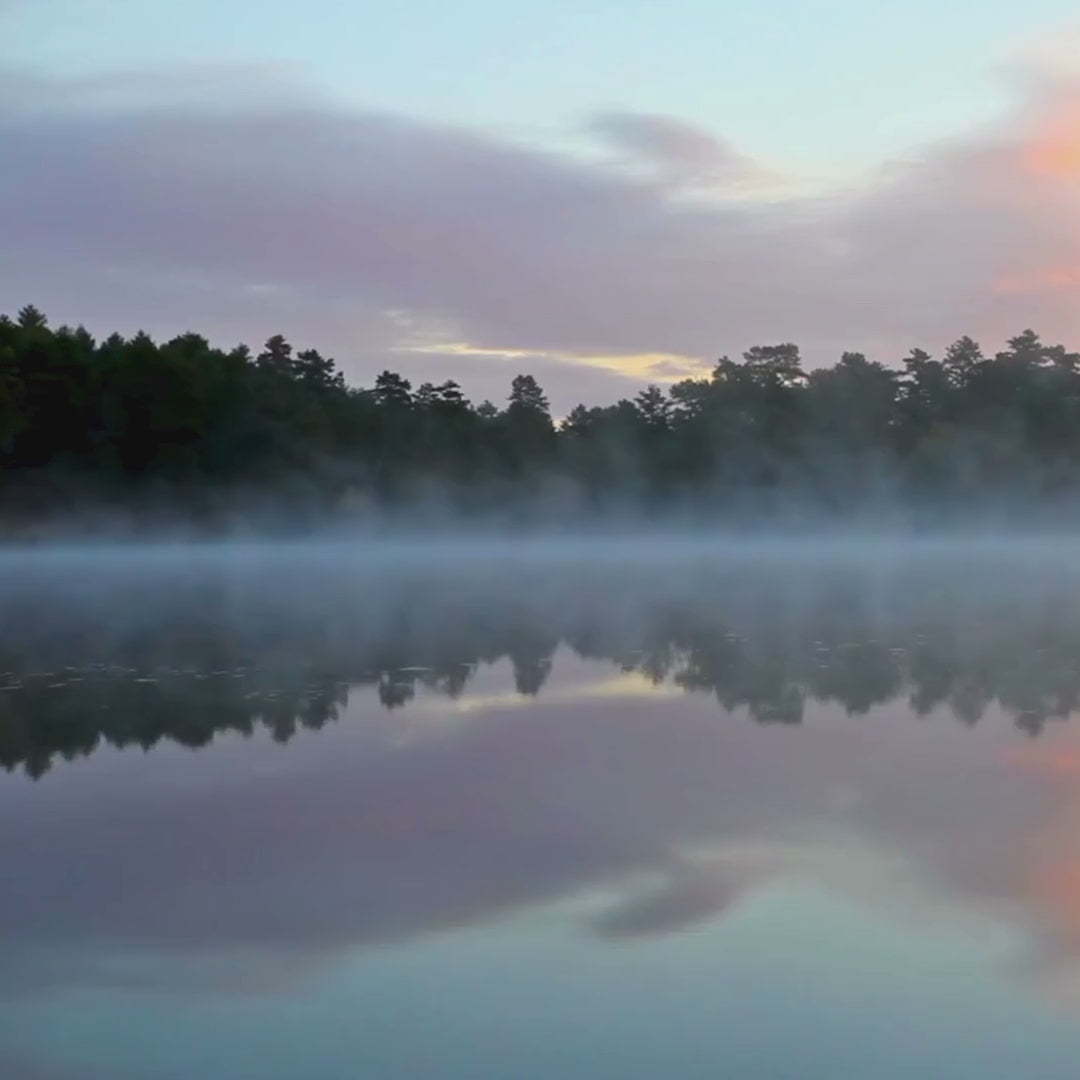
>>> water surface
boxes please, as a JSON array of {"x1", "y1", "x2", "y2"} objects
[{"x1": 4, "y1": 542, "x2": 1080, "y2": 1078}]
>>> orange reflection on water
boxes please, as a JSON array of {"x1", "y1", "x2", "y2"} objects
[{"x1": 1005, "y1": 737, "x2": 1080, "y2": 967}]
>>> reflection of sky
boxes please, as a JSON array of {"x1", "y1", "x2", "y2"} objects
[
  {"x1": 6, "y1": 646, "x2": 1080, "y2": 1076},
  {"x1": 6, "y1": 890, "x2": 1080, "y2": 1080}
]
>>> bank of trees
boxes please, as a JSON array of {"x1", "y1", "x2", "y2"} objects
[{"x1": 3, "y1": 305, "x2": 1080, "y2": 528}]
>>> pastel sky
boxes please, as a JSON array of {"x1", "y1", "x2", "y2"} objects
[{"x1": 3, "y1": 0, "x2": 1080, "y2": 409}]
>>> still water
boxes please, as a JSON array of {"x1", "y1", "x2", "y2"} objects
[{"x1": 4, "y1": 540, "x2": 1080, "y2": 1078}]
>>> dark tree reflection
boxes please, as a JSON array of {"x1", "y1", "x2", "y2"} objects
[{"x1": 4, "y1": 550, "x2": 1080, "y2": 776}]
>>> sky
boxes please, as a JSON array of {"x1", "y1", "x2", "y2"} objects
[{"x1": 3, "y1": 0, "x2": 1080, "y2": 410}]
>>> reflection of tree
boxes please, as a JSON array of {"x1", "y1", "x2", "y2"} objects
[{"x1": 5, "y1": 559, "x2": 1080, "y2": 776}]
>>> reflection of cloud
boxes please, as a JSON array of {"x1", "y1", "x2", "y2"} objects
[
  {"x1": 0, "y1": 665, "x2": 1048, "y2": 1002},
  {"x1": 7, "y1": 554, "x2": 1080, "y2": 1016},
  {"x1": 998, "y1": 731, "x2": 1080, "y2": 1003},
  {"x1": 1003, "y1": 745, "x2": 1080, "y2": 777},
  {"x1": 589, "y1": 863, "x2": 746, "y2": 939},
  {"x1": 0, "y1": 1054, "x2": 106, "y2": 1079},
  {"x1": 436, "y1": 669, "x2": 683, "y2": 716}
]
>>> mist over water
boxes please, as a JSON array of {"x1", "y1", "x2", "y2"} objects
[{"x1": 6, "y1": 538, "x2": 1080, "y2": 1078}]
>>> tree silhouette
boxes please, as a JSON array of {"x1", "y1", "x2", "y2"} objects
[{"x1": 3, "y1": 307, "x2": 1080, "y2": 528}]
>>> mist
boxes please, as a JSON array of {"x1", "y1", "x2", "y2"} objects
[
  {"x1": 7, "y1": 308, "x2": 1080, "y2": 542},
  {"x1": 7, "y1": 535, "x2": 1080, "y2": 1080},
  {"x1": 0, "y1": 537, "x2": 1078, "y2": 1003},
  {"x1": 9, "y1": 5, "x2": 1080, "y2": 1076},
  {"x1": 3, "y1": 534, "x2": 1080, "y2": 779}
]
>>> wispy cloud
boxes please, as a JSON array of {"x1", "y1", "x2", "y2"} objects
[
  {"x1": 1, "y1": 61, "x2": 1078, "y2": 409},
  {"x1": 398, "y1": 341, "x2": 711, "y2": 386},
  {"x1": 586, "y1": 111, "x2": 781, "y2": 193}
]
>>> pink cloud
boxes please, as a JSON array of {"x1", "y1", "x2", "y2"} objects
[{"x1": 1, "y1": 63, "x2": 1079, "y2": 409}]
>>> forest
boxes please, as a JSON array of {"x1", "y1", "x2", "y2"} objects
[{"x1": 3, "y1": 304, "x2": 1080, "y2": 531}]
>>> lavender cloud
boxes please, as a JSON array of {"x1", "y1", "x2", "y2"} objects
[
  {"x1": 1, "y1": 63, "x2": 1078, "y2": 409},
  {"x1": 587, "y1": 110, "x2": 775, "y2": 191}
]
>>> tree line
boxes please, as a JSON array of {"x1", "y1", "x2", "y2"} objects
[{"x1": 4, "y1": 305, "x2": 1080, "y2": 529}]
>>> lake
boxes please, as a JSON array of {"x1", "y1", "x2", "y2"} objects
[{"x1": 4, "y1": 539, "x2": 1080, "y2": 1078}]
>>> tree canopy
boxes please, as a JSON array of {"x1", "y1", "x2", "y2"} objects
[{"x1": 3, "y1": 307, "x2": 1080, "y2": 531}]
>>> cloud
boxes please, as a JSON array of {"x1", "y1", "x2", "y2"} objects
[
  {"x1": 1024, "y1": 98, "x2": 1080, "y2": 179},
  {"x1": 1, "y1": 63, "x2": 1078, "y2": 411},
  {"x1": 995, "y1": 265, "x2": 1080, "y2": 293},
  {"x1": 399, "y1": 341, "x2": 711, "y2": 390},
  {"x1": 587, "y1": 111, "x2": 777, "y2": 192}
]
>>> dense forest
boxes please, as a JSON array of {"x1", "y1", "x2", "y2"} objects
[{"x1": 4, "y1": 305, "x2": 1080, "y2": 531}]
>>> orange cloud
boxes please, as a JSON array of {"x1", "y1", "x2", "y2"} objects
[
  {"x1": 7, "y1": 63, "x2": 1080, "y2": 400},
  {"x1": 1022, "y1": 94, "x2": 1080, "y2": 179},
  {"x1": 993, "y1": 264, "x2": 1080, "y2": 294},
  {"x1": 987, "y1": 87, "x2": 1080, "y2": 303}
]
